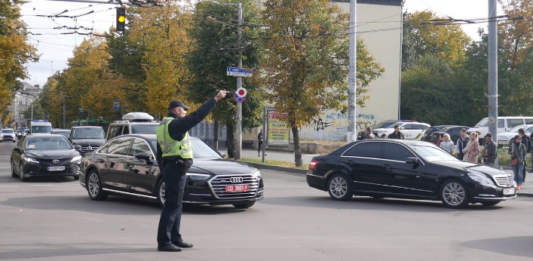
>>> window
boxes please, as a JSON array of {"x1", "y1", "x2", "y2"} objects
[
  {"x1": 129, "y1": 138, "x2": 152, "y2": 156},
  {"x1": 122, "y1": 126, "x2": 130, "y2": 135},
  {"x1": 527, "y1": 127, "x2": 533, "y2": 133},
  {"x1": 131, "y1": 124, "x2": 158, "y2": 134},
  {"x1": 343, "y1": 143, "x2": 381, "y2": 158},
  {"x1": 382, "y1": 143, "x2": 415, "y2": 162},
  {"x1": 191, "y1": 139, "x2": 223, "y2": 159},
  {"x1": 507, "y1": 119, "x2": 524, "y2": 128},
  {"x1": 525, "y1": 119, "x2": 533, "y2": 124},
  {"x1": 498, "y1": 119, "x2": 505, "y2": 128},
  {"x1": 448, "y1": 128, "x2": 460, "y2": 137},
  {"x1": 413, "y1": 124, "x2": 428, "y2": 130},
  {"x1": 401, "y1": 124, "x2": 412, "y2": 130},
  {"x1": 97, "y1": 142, "x2": 113, "y2": 154},
  {"x1": 72, "y1": 128, "x2": 104, "y2": 139},
  {"x1": 108, "y1": 125, "x2": 123, "y2": 139},
  {"x1": 107, "y1": 138, "x2": 132, "y2": 155}
]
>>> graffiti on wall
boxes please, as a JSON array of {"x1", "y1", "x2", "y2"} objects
[{"x1": 295, "y1": 110, "x2": 379, "y2": 141}]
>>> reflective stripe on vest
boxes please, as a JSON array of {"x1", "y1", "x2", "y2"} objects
[{"x1": 156, "y1": 117, "x2": 193, "y2": 158}]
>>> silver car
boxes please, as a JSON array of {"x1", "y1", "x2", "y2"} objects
[{"x1": 1, "y1": 128, "x2": 16, "y2": 143}]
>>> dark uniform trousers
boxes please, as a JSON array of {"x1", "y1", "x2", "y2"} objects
[{"x1": 156, "y1": 159, "x2": 191, "y2": 246}]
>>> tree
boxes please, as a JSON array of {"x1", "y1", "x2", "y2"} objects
[
  {"x1": 261, "y1": 0, "x2": 383, "y2": 167},
  {"x1": 187, "y1": 0, "x2": 264, "y2": 158}
]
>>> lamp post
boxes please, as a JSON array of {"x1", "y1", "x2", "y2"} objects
[{"x1": 206, "y1": 0, "x2": 243, "y2": 159}]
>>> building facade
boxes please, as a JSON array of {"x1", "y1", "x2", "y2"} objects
[{"x1": 11, "y1": 83, "x2": 41, "y2": 129}]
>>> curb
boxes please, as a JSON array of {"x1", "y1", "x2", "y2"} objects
[{"x1": 239, "y1": 161, "x2": 307, "y2": 175}]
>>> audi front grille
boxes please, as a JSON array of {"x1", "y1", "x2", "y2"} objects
[{"x1": 209, "y1": 174, "x2": 261, "y2": 199}]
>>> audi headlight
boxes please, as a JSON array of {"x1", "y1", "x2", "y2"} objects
[
  {"x1": 71, "y1": 155, "x2": 82, "y2": 163},
  {"x1": 468, "y1": 172, "x2": 495, "y2": 186},
  {"x1": 21, "y1": 155, "x2": 39, "y2": 163},
  {"x1": 252, "y1": 170, "x2": 261, "y2": 179},
  {"x1": 187, "y1": 173, "x2": 210, "y2": 180}
]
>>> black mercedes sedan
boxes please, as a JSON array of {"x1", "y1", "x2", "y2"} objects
[
  {"x1": 11, "y1": 135, "x2": 82, "y2": 181},
  {"x1": 69, "y1": 126, "x2": 106, "y2": 156},
  {"x1": 79, "y1": 134, "x2": 264, "y2": 209},
  {"x1": 307, "y1": 139, "x2": 516, "y2": 208}
]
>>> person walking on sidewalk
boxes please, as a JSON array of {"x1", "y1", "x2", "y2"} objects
[
  {"x1": 510, "y1": 135, "x2": 527, "y2": 190},
  {"x1": 482, "y1": 133, "x2": 497, "y2": 166},
  {"x1": 257, "y1": 129, "x2": 264, "y2": 157},
  {"x1": 439, "y1": 133, "x2": 454, "y2": 154},
  {"x1": 156, "y1": 90, "x2": 227, "y2": 252},
  {"x1": 462, "y1": 132, "x2": 480, "y2": 163},
  {"x1": 456, "y1": 128, "x2": 469, "y2": 160}
]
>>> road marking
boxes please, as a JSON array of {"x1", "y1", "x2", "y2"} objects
[
  {"x1": 0, "y1": 185, "x2": 18, "y2": 188},
  {"x1": 31, "y1": 185, "x2": 53, "y2": 187}
]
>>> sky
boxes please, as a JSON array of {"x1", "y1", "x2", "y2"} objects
[{"x1": 19, "y1": 0, "x2": 504, "y2": 87}]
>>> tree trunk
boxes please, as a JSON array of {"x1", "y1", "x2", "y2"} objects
[
  {"x1": 214, "y1": 120, "x2": 219, "y2": 151},
  {"x1": 291, "y1": 123, "x2": 302, "y2": 167},
  {"x1": 226, "y1": 122, "x2": 236, "y2": 159}
]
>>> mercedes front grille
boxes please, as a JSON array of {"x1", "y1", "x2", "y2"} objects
[{"x1": 494, "y1": 175, "x2": 513, "y2": 187}]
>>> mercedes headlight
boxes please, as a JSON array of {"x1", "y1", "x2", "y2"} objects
[
  {"x1": 21, "y1": 155, "x2": 39, "y2": 163},
  {"x1": 71, "y1": 155, "x2": 82, "y2": 163},
  {"x1": 468, "y1": 172, "x2": 495, "y2": 186},
  {"x1": 187, "y1": 173, "x2": 210, "y2": 180}
]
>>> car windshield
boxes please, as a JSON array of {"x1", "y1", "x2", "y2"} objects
[
  {"x1": 53, "y1": 131, "x2": 71, "y2": 138},
  {"x1": 131, "y1": 124, "x2": 158, "y2": 134},
  {"x1": 32, "y1": 126, "x2": 52, "y2": 133},
  {"x1": 2, "y1": 129, "x2": 14, "y2": 133},
  {"x1": 408, "y1": 144, "x2": 459, "y2": 162},
  {"x1": 149, "y1": 139, "x2": 222, "y2": 159},
  {"x1": 475, "y1": 118, "x2": 489, "y2": 127},
  {"x1": 373, "y1": 121, "x2": 398, "y2": 129},
  {"x1": 25, "y1": 137, "x2": 72, "y2": 150},
  {"x1": 73, "y1": 128, "x2": 104, "y2": 139},
  {"x1": 507, "y1": 125, "x2": 528, "y2": 133}
]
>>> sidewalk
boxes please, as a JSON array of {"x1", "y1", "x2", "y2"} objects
[{"x1": 241, "y1": 149, "x2": 318, "y2": 165}]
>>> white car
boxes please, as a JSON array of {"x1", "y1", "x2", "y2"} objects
[
  {"x1": 468, "y1": 116, "x2": 533, "y2": 142},
  {"x1": 497, "y1": 124, "x2": 533, "y2": 146},
  {"x1": 0, "y1": 128, "x2": 16, "y2": 142},
  {"x1": 374, "y1": 122, "x2": 430, "y2": 140}
]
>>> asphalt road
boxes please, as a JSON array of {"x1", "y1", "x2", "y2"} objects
[{"x1": 1, "y1": 141, "x2": 533, "y2": 261}]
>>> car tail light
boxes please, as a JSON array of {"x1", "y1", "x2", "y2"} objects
[
  {"x1": 477, "y1": 131, "x2": 481, "y2": 136},
  {"x1": 309, "y1": 160, "x2": 319, "y2": 170}
]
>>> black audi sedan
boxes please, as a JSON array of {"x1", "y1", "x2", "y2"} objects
[
  {"x1": 11, "y1": 135, "x2": 82, "y2": 181},
  {"x1": 307, "y1": 139, "x2": 516, "y2": 208},
  {"x1": 79, "y1": 134, "x2": 264, "y2": 209}
]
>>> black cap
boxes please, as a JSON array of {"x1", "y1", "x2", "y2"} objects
[
  {"x1": 168, "y1": 100, "x2": 190, "y2": 110},
  {"x1": 485, "y1": 133, "x2": 492, "y2": 138}
]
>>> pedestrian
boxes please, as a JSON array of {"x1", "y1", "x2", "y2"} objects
[
  {"x1": 439, "y1": 133, "x2": 454, "y2": 154},
  {"x1": 156, "y1": 90, "x2": 227, "y2": 252},
  {"x1": 364, "y1": 127, "x2": 375, "y2": 140},
  {"x1": 518, "y1": 128, "x2": 530, "y2": 181},
  {"x1": 435, "y1": 133, "x2": 444, "y2": 147},
  {"x1": 482, "y1": 133, "x2": 497, "y2": 166},
  {"x1": 456, "y1": 128, "x2": 469, "y2": 160},
  {"x1": 530, "y1": 132, "x2": 533, "y2": 173},
  {"x1": 388, "y1": 125, "x2": 404, "y2": 139},
  {"x1": 510, "y1": 135, "x2": 526, "y2": 190},
  {"x1": 462, "y1": 132, "x2": 480, "y2": 164},
  {"x1": 257, "y1": 129, "x2": 264, "y2": 157}
]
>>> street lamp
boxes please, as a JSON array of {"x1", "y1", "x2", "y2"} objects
[{"x1": 205, "y1": 0, "x2": 244, "y2": 160}]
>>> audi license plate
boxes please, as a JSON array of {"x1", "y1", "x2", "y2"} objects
[
  {"x1": 225, "y1": 185, "x2": 249, "y2": 193},
  {"x1": 47, "y1": 166, "x2": 65, "y2": 171},
  {"x1": 503, "y1": 188, "x2": 515, "y2": 195}
]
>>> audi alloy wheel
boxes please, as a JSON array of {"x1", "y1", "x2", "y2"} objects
[
  {"x1": 157, "y1": 179, "x2": 166, "y2": 208},
  {"x1": 87, "y1": 170, "x2": 108, "y2": 200}
]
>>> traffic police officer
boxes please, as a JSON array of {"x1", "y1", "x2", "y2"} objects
[{"x1": 156, "y1": 90, "x2": 227, "y2": 252}]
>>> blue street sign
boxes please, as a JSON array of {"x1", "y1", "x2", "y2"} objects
[
  {"x1": 113, "y1": 101, "x2": 120, "y2": 110},
  {"x1": 79, "y1": 107, "x2": 84, "y2": 114},
  {"x1": 227, "y1": 67, "x2": 253, "y2": 77}
]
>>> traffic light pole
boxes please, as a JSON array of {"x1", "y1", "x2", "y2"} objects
[{"x1": 235, "y1": 2, "x2": 243, "y2": 160}]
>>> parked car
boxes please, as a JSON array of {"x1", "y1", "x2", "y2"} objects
[
  {"x1": 79, "y1": 134, "x2": 264, "y2": 209},
  {"x1": 106, "y1": 112, "x2": 159, "y2": 140},
  {"x1": 374, "y1": 121, "x2": 430, "y2": 140},
  {"x1": 422, "y1": 125, "x2": 458, "y2": 142},
  {"x1": 429, "y1": 126, "x2": 470, "y2": 144},
  {"x1": 10, "y1": 134, "x2": 82, "y2": 181},
  {"x1": 1, "y1": 128, "x2": 16, "y2": 142},
  {"x1": 468, "y1": 116, "x2": 533, "y2": 143},
  {"x1": 497, "y1": 124, "x2": 533, "y2": 147},
  {"x1": 51, "y1": 129, "x2": 71, "y2": 139},
  {"x1": 306, "y1": 139, "x2": 516, "y2": 208},
  {"x1": 16, "y1": 128, "x2": 28, "y2": 139},
  {"x1": 69, "y1": 126, "x2": 106, "y2": 155}
]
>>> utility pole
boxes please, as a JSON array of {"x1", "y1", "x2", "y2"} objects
[
  {"x1": 488, "y1": 0, "x2": 498, "y2": 158},
  {"x1": 347, "y1": 0, "x2": 357, "y2": 143},
  {"x1": 31, "y1": 104, "x2": 33, "y2": 121},
  {"x1": 236, "y1": 2, "x2": 243, "y2": 160}
]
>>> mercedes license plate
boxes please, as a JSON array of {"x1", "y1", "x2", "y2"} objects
[
  {"x1": 47, "y1": 166, "x2": 65, "y2": 171},
  {"x1": 225, "y1": 185, "x2": 249, "y2": 193},
  {"x1": 503, "y1": 188, "x2": 515, "y2": 195}
]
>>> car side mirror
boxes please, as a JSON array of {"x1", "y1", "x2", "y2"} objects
[
  {"x1": 13, "y1": 147, "x2": 20, "y2": 153},
  {"x1": 406, "y1": 157, "x2": 420, "y2": 164},
  {"x1": 74, "y1": 145, "x2": 82, "y2": 151},
  {"x1": 135, "y1": 152, "x2": 153, "y2": 163}
]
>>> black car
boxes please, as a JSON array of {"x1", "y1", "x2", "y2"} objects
[
  {"x1": 70, "y1": 126, "x2": 106, "y2": 155},
  {"x1": 421, "y1": 125, "x2": 458, "y2": 142},
  {"x1": 16, "y1": 128, "x2": 28, "y2": 139},
  {"x1": 307, "y1": 139, "x2": 516, "y2": 208},
  {"x1": 10, "y1": 134, "x2": 82, "y2": 181},
  {"x1": 79, "y1": 134, "x2": 264, "y2": 209},
  {"x1": 429, "y1": 126, "x2": 470, "y2": 144},
  {"x1": 52, "y1": 129, "x2": 71, "y2": 139}
]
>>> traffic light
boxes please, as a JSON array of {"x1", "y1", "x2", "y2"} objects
[{"x1": 116, "y1": 7, "x2": 126, "y2": 33}]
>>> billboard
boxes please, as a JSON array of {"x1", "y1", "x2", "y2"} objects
[{"x1": 267, "y1": 111, "x2": 290, "y2": 145}]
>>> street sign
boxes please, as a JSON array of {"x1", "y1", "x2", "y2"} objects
[
  {"x1": 79, "y1": 107, "x2": 84, "y2": 114},
  {"x1": 113, "y1": 100, "x2": 120, "y2": 110},
  {"x1": 234, "y1": 94, "x2": 246, "y2": 103},
  {"x1": 227, "y1": 67, "x2": 253, "y2": 77},
  {"x1": 236, "y1": 88, "x2": 247, "y2": 97}
]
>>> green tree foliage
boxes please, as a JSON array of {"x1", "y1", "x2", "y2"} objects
[
  {"x1": 261, "y1": 0, "x2": 383, "y2": 166},
  {"x1": 187, "y1": 0, "x2": 264, "y2": 158}
]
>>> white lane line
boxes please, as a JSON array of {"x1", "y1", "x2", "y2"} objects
[
  {"x1": 0, "y1": 185, "x2": 19, "y2": 188},
  {"x1": 31, "y1": 185, "x2": 53, "y2": 187}
]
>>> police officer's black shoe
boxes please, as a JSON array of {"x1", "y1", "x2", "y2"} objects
[
  {"x1": 172, "y1": 241, "x2": 194, "y2": 248},
  {"x1": 158, "y1": 244, "x2": 182, "y2": 252}
]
